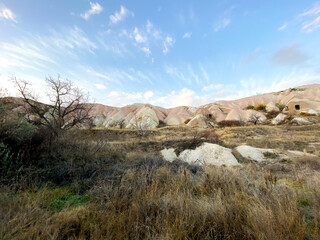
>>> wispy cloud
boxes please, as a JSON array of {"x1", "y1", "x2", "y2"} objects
[
  {"x1": 163, "y1": 36, "x2": 175, "y2": 54},
  {"x1": 199, "y1": 64, "x2": 210, "y2": 84},
  {"x1": 109, "y1": 6, "x2": 133, "y2": 25},
  {"x1": 271, "y1": 43, "x2": 309, "y2": 66},
  {"x1": 94, "y1": 83, "x2": 107, "y2": 90},
  {"x1": 141, "y1": 46, "x2": 151, "y2": 56},
  {"x1": 278, "y1": 23, "x2": 287, "y2": 31},
  {"x1": 81, "y1": 2, "x2": 103, "y2": 20},
  {"x1": 300, "y1": 2, "x2": 320, "y2": 32},
  {"x1": 214, "y1": 18, "x2": 231, "y2": 32},
  {"x1": 182, "y1": 32, "x2": 192, "y2": 39},
  {"x1": 202, "y1": 84, "x2": 224, "y2": 92},
  {"x1": 165, "y1": 65, "x2": 191, "y2": 84},
  {"x1": 0, "y1": 26, "x2": 97, "y2": 77},
  {"x1": 300, "y1": 2, "x2": 320, "y2": 17},
  {"x1": 0, "y1": 7, "x2": 17, "y2": 22}
]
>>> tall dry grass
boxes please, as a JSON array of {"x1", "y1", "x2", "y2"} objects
[{"x1": 0, "y1": 164, "x2": 308, "y2": 240}]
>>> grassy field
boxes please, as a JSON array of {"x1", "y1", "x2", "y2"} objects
[{"x1": 1, "y1": 124, "x2": 320, "y2": 239}]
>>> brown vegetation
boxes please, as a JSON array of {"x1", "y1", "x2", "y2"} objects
[{"x1": 1, "y1": 98, "x2": 320, "y2": 239}]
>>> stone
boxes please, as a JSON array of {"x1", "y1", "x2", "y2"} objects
[
  {"x1": 225, "y1": 109, "x2": 267, "y2": 123},
  {"x1": 271, "y1": 113, "x2": 287, "y2": 125},
  {"x1": 160, "y1": 148, "x2": 177, "y2": 162},
  {"x1": 178, "y1": 143, "x2": 240, "y2": 166},
  {"x1": 266, "y1": 102, "x2": 280, "y2": 112},
  {"x1": 235, "y1": 145, "x2": 282, "y2": 162},
  {"x1": 291, "y1": 117, "x2": 312, "y2": 125},
  {"x1": 127, "y1": 107, "x2": 159, "y2": 129},
  {"x1": 187, "y1": 114, "x2": 208, "y2": 128}
]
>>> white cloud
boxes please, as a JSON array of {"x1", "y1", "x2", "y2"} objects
[
  {"x1": 163, "y1": 36, "x2": 175, "y2": 54},
  {"x1": 134, "y1": 27, "x2": 147, "y2": 43},
  {"x1": 141, "y1": 46, "x2": 151, "y2": 56},
  {"x1": 106, "y1": 91, "x2": 142, "y2": 106},
  {"x1": 94, "y1": 83, "x2": 106, "y2": 90},
  {"x1": 214, "y1": 18, "x2": 231, "y2": 32},
  {"x1": 302, "y1": 16, "x2": 320, "y2": 33},
  {"x1": 144, "y1": 91, "x2": 154, "y2": 100},
  {"x1": 202, "y1": 84, "x2": 224, "y2": 92},
  {"x1": 199, "y1": 64, "x2": 210, "y2": 83},
  {"x1": 0, "y1": 7, "x2": 17, "y2": 22},
  {"x1": 300, "y1": 2, "x2": 320, "y2": 17},
  {"x1": 81, "y1": 2, "x2": 103, "y2": 20},
  {"x1": 300, "y1": 2, "x2": 320, "y2": 32},
  {"x1": 171, "y1": 88, "x2": 195, "y2": 107},
  {"x1": 188, "y1": 65, "x2": 200, "y2": 84},
  {"x1": 278, "y1": 24, "x2": 287, "y2": 31},
  {"x1": 109, "y1": 6, "x2": 133, "y2": 25},
  {"x1": 182, "y1": 32, "x2": 192, "y2": 39},
  {"x1": 165, "y1": 65, "x2": 191, "y2": 84}
]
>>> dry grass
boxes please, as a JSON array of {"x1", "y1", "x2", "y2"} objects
[
  {"x1": 0, "y1": 164, "x2": 311, "y2": 240},
  {"x1": 1, "y1": 123, "x2": 320, "y2": 239}
]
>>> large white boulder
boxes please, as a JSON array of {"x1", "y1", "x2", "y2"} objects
[
  {"x1": 291, "y1": 117, "x2": 312, "y2": 125},
  {"x1": 235, "y1": 145, "x2": 282, "y2": 162},
  {"x1": 160, "y1": 148, "x2": 177, "y2": 162},
  {"x1": 127, "y1": 107, "x2": 159, "y2": 129},
  {"x1": 266, "y1": 102, "x2": 280, "y2": 112},
  {"x1": 271, "y1": 113, "x2": 287, "y2": 125},
  {"x1": 178, "y1": 143, "x2": 240, "y2": 166}
]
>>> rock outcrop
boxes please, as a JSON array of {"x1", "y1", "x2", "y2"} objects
[
  {"x1": 225, "y1": 109, "x2": 267, "y2": 123},
  {"x1": 290, "y1": 117, "x2": 312, "y2": 125},
  {"x1": 3, "y1": 84, "x2": 320, "y2": 129},
  {"x1": 127, "y1": 107, "x2": 159, "y2": 129},
  {"x1": 161, "y1": 143, "x2": 240, "y2": 166},
  {"x1": 235, "y1": 145, "x2": 283, "y2": 162},
  {"x1": 266, "y1": 102, "x2": 280, "y2": 112},
  {"x1": 271, "y1": 113, "x2": 287, "y2": 125}
]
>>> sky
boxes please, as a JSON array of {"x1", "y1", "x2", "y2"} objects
[{"x1": 0, "y1": 0, "x2": 320, "y2": 107}]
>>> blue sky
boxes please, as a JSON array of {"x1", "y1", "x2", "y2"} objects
[{"x1": 0, "y1": 0, "x2": 320, "y2": 107}]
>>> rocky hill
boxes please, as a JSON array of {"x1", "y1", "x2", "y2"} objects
[
  {"x1": 89, "y1": 84, "x2": 320, "y2": 128},
  {"x1": 3, "y1": 84, "x2": 320, "y2": 129}
]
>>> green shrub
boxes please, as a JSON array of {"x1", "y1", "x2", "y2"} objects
[
  {"x1": 244, "y1": 105, "x2": 254, "y2": 110},
  {"x1": 253, "y1": 104, "x2": 266, "y2": 111}
]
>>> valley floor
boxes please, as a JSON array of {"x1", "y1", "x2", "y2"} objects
[{"x1": 1, "y1": 124, "x2": 320, "y2": 239}]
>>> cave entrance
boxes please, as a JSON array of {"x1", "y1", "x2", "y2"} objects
[{"x1": 295, "y1": 105, "x2": 300, "y2": 110}]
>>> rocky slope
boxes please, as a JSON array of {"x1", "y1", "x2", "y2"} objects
[
  {"x1": 3, "y1": 84, "x2": 320, "y2": 129},
  {"x1": 88, "y1": 84, "x2": 320, "y2": 128}
]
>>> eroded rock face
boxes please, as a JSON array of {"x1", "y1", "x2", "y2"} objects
[
  {"x1": 177, "y1": 143, "x2": 240, "y2": 166},
  {"x1": 225, "y1": 109, "x2": 267, "y2": 123},
  {"x1": 271, "y1": 113, "x2": 287, "y2": 125},
  {"x1": 187, "y1": 114, "x2": 208, "y2": 128},
  {"x1": 127, "y1": 107, "x2": 159, "y2": 129},
  {"x1": 266, "y1": 102, "x2": 280, "y2": 112}
]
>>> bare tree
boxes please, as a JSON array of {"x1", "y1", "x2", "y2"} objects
[{"x1": 12, "y1": 76, "x2": 92, "y2": 136}]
